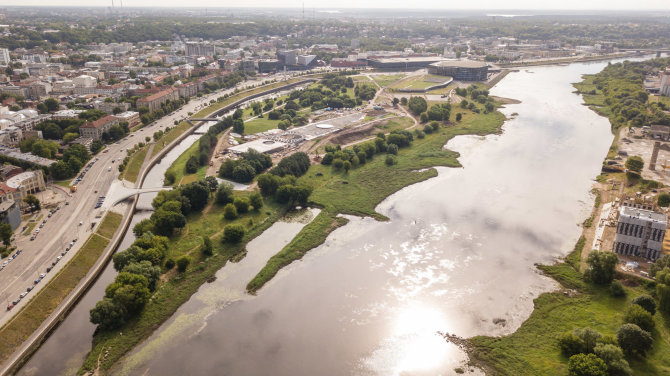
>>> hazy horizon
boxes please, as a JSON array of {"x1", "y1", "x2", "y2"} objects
[{"x1": 1, "y1": 0, "x2": 669, "y2": 11}]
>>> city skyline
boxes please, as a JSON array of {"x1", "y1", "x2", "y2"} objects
[{"x1": 1, "y1": 0, "x2": 669, "y2": 10}]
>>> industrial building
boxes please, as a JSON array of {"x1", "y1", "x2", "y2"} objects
[
  {"x1": 428, "y1": 60, "x2": 489, "y2": 81},
  {"x1": 613, "y1": 204, "x2": 667, "y2": 261}
]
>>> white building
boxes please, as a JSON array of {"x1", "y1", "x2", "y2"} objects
[
  {"x1": 73, "y1": 74, "x2": 97, "y2": 88},
  {"x1": 613, "y1": 204, "x2": 667, "y2": 261},
  {"x1": 6, "y1": 170, "x2": 46, "y2": 202},
  {"x1": 660, "y1": 68, "x2": 670, "y2": 97},
  {"x1": 0, "y1": 48, "x2": 9, "y2": 65}
]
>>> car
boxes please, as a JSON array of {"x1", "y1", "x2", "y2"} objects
[
  {"x1": 26, "y1": 286, "x2": 32, "y2": 292},
  {"x1": 19, "y1": 292, "x2": 27, "y2": 299},
  {"x1": 2, "y1": 261, "x2": 8, "y2": 267},
  {"x1": 42, "y1": 220, "x2": 46, "y2": 224},
  {"x1": 73, "y1": 238, "x2": 78, "y2": 242},
  {"x1": 7, "y1": 304, "x2": 13, "y2": 311},
  {"x1": 39, "y1": 223, "x2": 44, "y2": 228},
  {"x1": 12, "y1": 299, "x2": 19, "y2": 305},
  {"x1": 94, "y1": 189, "x2": 98, "y2": 193},
  {"x1": 69, "y1": 241, "x2": 74, "y2": 247},
  {"x1": 65, "y1": 201, "x2": 69, "y2": 205},
  {"x1": 46, "y1": 266, "x2": 52, "y2": 272},
  {"x1": 65, "y1": 246, "x2": 70, "y2": 251},
  {"x1": 51, "y1": 261, "x2": 56, "y2": 266},
  {"x1": 103, "y1": 149, "x2": 109, "y2": 153},
  {"x1": 47, "y1": 213, "x2": 52, "y2": 218},
  {"x1": 40, "y1": 273, "x2": 46, "y2": 278},
  {"x1": 30, "y1": 236, "x2": 35, "y2": 241},
  {"x1": 61, "y1": 251, "x2": 66, "y2": 256},
  {"x1": 34, "y1": 278, "x2": 41, "y2": 284}
]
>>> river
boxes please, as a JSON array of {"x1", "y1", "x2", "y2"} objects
[
  {"x1": 18, "y1": 59, "x2": 636, "y2": 375},
  {"x1": 111, "y1": 60, "x2": 622, "y2": 375}
]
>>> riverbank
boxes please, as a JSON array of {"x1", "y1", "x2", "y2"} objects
[
  {"x1": 464, "y1": 55, "x2": 670, "y2": 376},
  {"x1": 248, "y1": 104, "x2": 506, "y2": 293}
]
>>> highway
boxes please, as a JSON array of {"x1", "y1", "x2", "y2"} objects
[{"x1": 0, "y1": 72, "x2": 292, "y2": 326}]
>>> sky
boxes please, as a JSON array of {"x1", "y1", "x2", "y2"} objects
[{"x1": 3, "y1": 0, "x2": 670, "y2": 10}]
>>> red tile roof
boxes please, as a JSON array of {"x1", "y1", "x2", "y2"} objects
[{"x1": 81, "y1": 115, "x2": 118, "y2": 129}]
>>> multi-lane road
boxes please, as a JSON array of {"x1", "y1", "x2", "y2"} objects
[{"x1": 0, "y1": 72, "x2": 295, "y2": 326}]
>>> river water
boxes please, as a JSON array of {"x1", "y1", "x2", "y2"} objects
[
  {"x1": 19, "y1": 59, "x2": 637, "y2": 375},
  {"x1": 109, "y1": 60, "x2": 623, "y2": 375}
]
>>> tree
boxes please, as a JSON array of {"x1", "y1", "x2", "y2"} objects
[
  {"x1": 234, "y1": 197, "x2": 250, "y2": 213},
  {"x1": 232, "y1": 118, "x2": 245, "y2": 134},
  {"x1": 256, "y1": 173, "x2": 280, "y2": 196},
  {"x1": 593, "y1": 343, "x2": 632, "y2": 376},
  {"x1": 631, "y1": 295, "x2": 656, "y2": 315},
  {"x1": 176, "y1": 256, "x2": 190, "y2": 272},
  {"x1": 223, "y1": 203, "x2": 238, "y2": 220},
  {"x1": 179, "y1": 181, "x2": 209, "y2": 211},
  {"x1": 385, "y1": 155, "x2": 396, "y2": 166},
  {"x1": 105, "y1": 272, "x2": 150, "y2": 313},
  {"x1": 658, "y1": 193, "x2": 670, "y2": 207},
  {"x1": 90, "y1": 298, "x2": 128, "y2": 330},
  {"x1": 623, "y1": 304, "x2": 655, "y2": 332},
  {"x1": 90, "y1": 141, "x2": 103, "y2": 154},
  {"x1": 610, "y1": 280, "x2": 626, "y2": 297},
  {"x1": 44, "y1": 98, "x2": 59, "y2": 112},
  {"x1": 392, "y1": 97, "x2": 399, "y2": 107},
  {"x1": 201, "y1": 236, "x2": 213, "y2": 256},
  {"x1": 216, "y1": 183, "x2": 234, "y2": 205},
  {"x1": 0, "y1": 223, "x2": 12, "y2": 246},
  {"x1": 37, "y1": 102, "x2": 48, "y2": 114},
  {"x1": 655, "y1": 267, "x2": 670, "y2": 313},
  {"x1": 204, "y1": 176, "x2": 219, "y2": 192},
  {"x1": 185, "y1": 155, "x2": 199, "y2": 174},
  {"x1": 223, "y1": 224, "x2": 245, "y2": 243},
  {"x1": 250, "y1": 192, "x2": 263, "y2": 210},
  {"x1": 456, "y1": 113, "x2": 463, "y2": 121},
  {"x1": 584, "y1": 251, "x2": 618, "y2": 285},
  {"x1": 616, "y1": 324, "x2": 653, "y2": 356},
  {"x1": 122, "y1": 261, "x2": 161, "y2": 291},
  {"x1": 343, "y1": 160, "x2": 351, "y2": 172},
  {"x1": 164, "y1": 170, "x2": 176, "y2": 185},
  {"x1": 408, "y1": 97, "x2": 427, "y2": 116},
  {"x1": 150, "y1": 208, "x2": 186, "y2": 236},
  {"x1": 559, "y1": 332, "x2": 586, "y2": 356},
  {"x1": 568, "y1": 353, "x2": 607, "y2": 376},
  {"x1": 23, "y1": 194, "x2": 40, "y2": 211},
  {"x1": 625, "y1": 156, "x2": 644, "y2": 173},
  {"x1": 133, "y1": 219, "x2": 155, "y2": 237},
  {"x1": 574, "y1": 327, "x2": 602, "y2": 353},
  {"x1": 387, "y1": 144, "x2": 398, "y2": 155}
]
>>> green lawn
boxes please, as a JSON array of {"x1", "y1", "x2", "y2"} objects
[
  {"x1": 0, "y1": 212, "x2": 122, "y2": 367},
  {"x1": 164, "y1": 137, "x2": 202, "y2": 187},
  {"x1": 371, "y1": 74, "x2": 407, "y2": 87},
  {"x1": 390, "y1": 74, "x2": 450, "y2": 91},
  {"x1": 244, "y1": 117, "x2": 281, "y2": 134},
  {"x1": 121, "y1": 146, "x2": 149, "y2": 184},
  {"x1": 375, "y1": 116, "x2": 415, "y2": 132},
  {"x1": 469, "y1": 241, "x2": 670, "y2": 376}
]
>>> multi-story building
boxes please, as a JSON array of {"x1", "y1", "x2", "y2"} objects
[
  {"x1": 277, "y1": 50, "x2": 298, "y2": 67},
  {"x1": 79, "y1": 115, "x2": 119, "y2": 141},
  {"x1": 93, "y1": 100, "x2": 129, "y2": 114},
  {"x1": 136, "y1": 87, "x2": 179, "y2": 113},
  {"x1": 0, "y1": 199, "x2": 21, "y2": 230},
  {"x1": 660, "y1": 68, "x2": 670, "y2": 97},
  {"x1": 185, "y1": 42, "x2": 216, "y2": 57},
  {"x1": 73, "y1": 74, "x2": 97, "y2": 88},
  {"x1": 114, "y1": 111, "x2": 141, "y2": 128},
  {"x1": 0, "y1": 48, "x2": 10, "y2": 65},
  {"x1": 6, "y1": 170, "x2": 46, "y2": 203},
  {"x1": 177, "y1": 82, "x2": 198, "y2": 98},
  {"x1": 613, "y1": 204, "x2": 667, "y2": 261}
]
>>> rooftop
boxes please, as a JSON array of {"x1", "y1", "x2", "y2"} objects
[
  {"x1": 227, "y1": 139, "x2": 287, "y2": 154},
  {"x1": 137, "y1": 87, "x2": 176, "y2": 103},
  {"x1": 6, "y1": 170, "x2": 42, "y2": 189},
  {"x1": 620, "y1": 206, "x2": 667, "y2": 224},
  {"x1": 430, "y1": 60, "x2": 488, "y2": 69},
  {"x1": 370, "y1": 56, "x2": 446, "y2": 64},
  {"x1": 81, "y1": 115, "x2": 117, "y2": 129}
]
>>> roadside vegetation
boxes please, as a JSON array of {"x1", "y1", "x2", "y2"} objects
[{"x1": 0, "y1": 212, "x2": 121, "y2": 367}]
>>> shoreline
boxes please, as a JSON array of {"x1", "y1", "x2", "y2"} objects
[{"x1": 87, "y1": 73, "x2": 512, "y2": 373}]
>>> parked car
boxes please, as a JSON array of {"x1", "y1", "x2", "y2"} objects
[{"x1": 19, "y1": 292, "x2": 27, "y2": 299}]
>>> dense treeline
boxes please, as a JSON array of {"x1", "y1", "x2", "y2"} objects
[
  {"x1": 580, "y1": 57, "x2": 670, "y2": 131},
  {"x1": 218, "y1": 149, "x2": 273, "y2": 183}
]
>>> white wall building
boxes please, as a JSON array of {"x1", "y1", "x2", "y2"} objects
[
  {"x1": 0, "y1": 48, "x2": 9, "y2": 65},
  {"x1": 613, "y1": 205, "x2": 667, "y2": 261},
  {"x1": 73, "y1": 74, "x2": 97, "y2": 88}
]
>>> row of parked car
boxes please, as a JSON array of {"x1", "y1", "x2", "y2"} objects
[
  {"x1": 30, "y1": 205, "x2": 63, "y2": 241},
  {"x1": 0, "y1": 249, "x2": 22, "y2": 272},
  {"x1": 95, "y1": 196, "x2": 106, "y2": 209},
  {"x1": 6, "y1": 239, "x2": 77, "y2": 311},
  {"x1": 73, "y1": 157, "x2": 99, "y2": 185}
]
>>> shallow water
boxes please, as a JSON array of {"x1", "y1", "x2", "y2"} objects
[{"x1": 112, "y1": 60, "x2": 624, "y2": 375}]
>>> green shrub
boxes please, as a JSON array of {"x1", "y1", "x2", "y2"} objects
[
  {"x1": 176, "y1": 256, "x2": 190, "y2": 273},
  {"x1": 223, "y1": 224, "x2": 245, "y2": 243},
  {"x1": 223, "y1": 203, "x2": 238, "y2": 220}
]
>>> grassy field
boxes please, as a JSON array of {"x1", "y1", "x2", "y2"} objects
[
  {"x1": 0, "y1": 212, "x2": 121, "y2": 366},
  {"x1": 375, "y1": 116, "x2": 415, "y2": 132},
  {"x1": 81, "y1": 198, "x2": 287, "y2": 374},
  {"x1": 248, "y1": 105, "x2": 506, "y2": 292},
  {"x1": 121, "y1": 146, "x2": 149, "y2": 184},
  {"x1": 370, "y1": 74, "x2": 406, "y2": 87},
  {"x1": 244, "y1": 117, "x2": 281, "y2": 134},
  {"x1": 163, "y1": 137, "x2": 202, "y2": 187},
  {"x1": 52, "y1": 180, "x2": 72, "y2": 188},
  {"x1": 390, "y1": 74, "x2": 450, "y2": 91},
  {"x1": 468, "y1": 240, "x2": 670, "y2": 376}
]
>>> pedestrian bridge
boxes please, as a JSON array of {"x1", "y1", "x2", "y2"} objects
[{"x1": 108, "y1": 186, "x2": 172, "y2": 206}]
